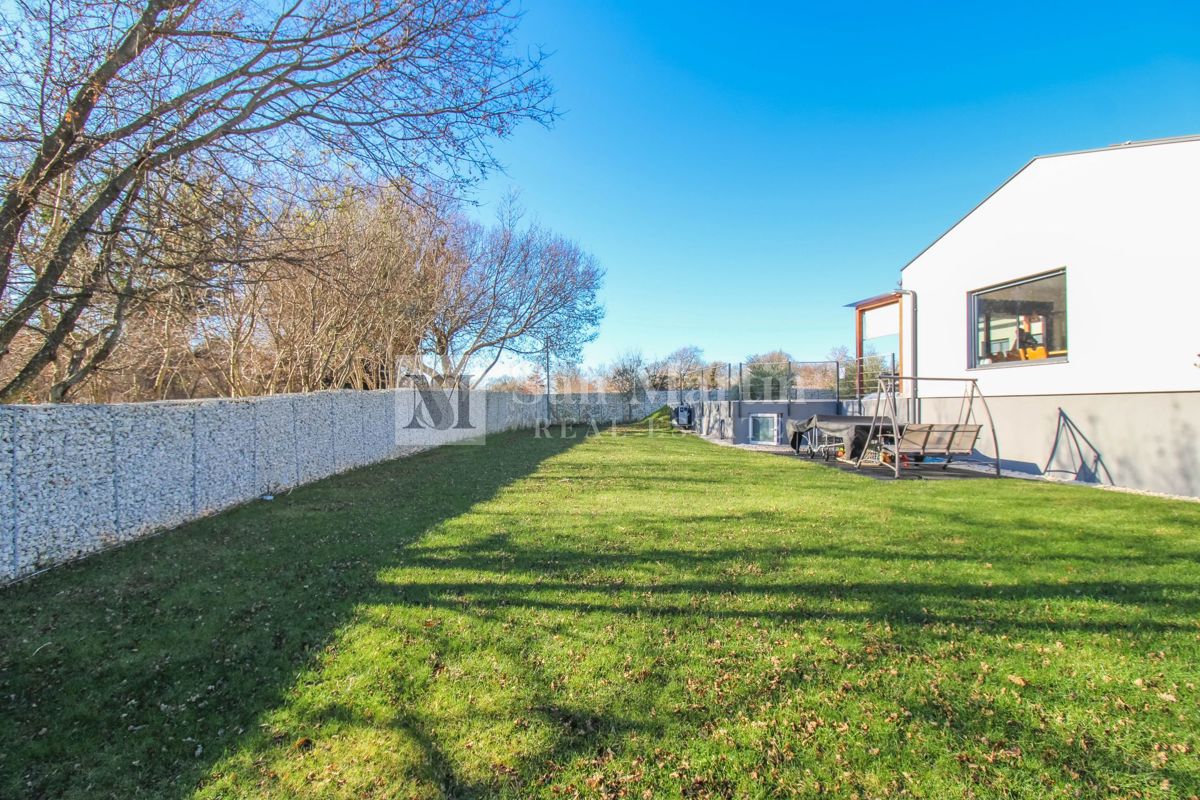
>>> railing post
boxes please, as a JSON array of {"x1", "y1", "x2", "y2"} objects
[
  {"x1": 737, "y1": 362, "x2": 743, "y2": 418},
  {"x1": 786, "y1": 360, "x2": 792, "y2": 416}
]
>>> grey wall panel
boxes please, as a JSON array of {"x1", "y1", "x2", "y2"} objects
[
  {"x1": 548, "y1": 391, "x2": 672, "y2": 426},
  {"x1": 332, "y1": 392, "x2": 369, "y2": 471},
  {"x1": 292, "y1": 392, "x2": 337, "y2": 484},
  {"x1": 918, "y1": 391, "x2": 1200, "y2": 496},
  {"x1": 193, "y1": 399, "x2": 257, "y2": 513},
  {"x1": 484, "y1": 391, "x2": 502, "y2": 433},
  {"x1": 361, "y1": 390, "x2": 397, "y2": 463},
  {"x1": 11, "y1": 405, "x2": 118, "y2": 573},
  {"x1": 111, "y1": 403, "x2": 195, "y2": 541},
  {"x1": 253, "y1": 395, "x2": 299, "y2": 493},
  {"x1": 693, "y1": 399, "x2": 839, "y2": 444},
  {"x1": 0, "y1": 408, "x2": 14, "y2": 583}
]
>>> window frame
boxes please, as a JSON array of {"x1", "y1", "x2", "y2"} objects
[
  {"x1": 855, "y1": 296, "x2": 902, "y2": 390},
  {"x1": 747, "y1": 413, "x2": 780, "y2": 445},
  {"x1": 966, "y1": 268, "x2": 1068, "y2": 370}
]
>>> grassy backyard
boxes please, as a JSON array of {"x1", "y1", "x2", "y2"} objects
[{"x1": 1, "y1": 416, "x2": 1199, "y2": 799}]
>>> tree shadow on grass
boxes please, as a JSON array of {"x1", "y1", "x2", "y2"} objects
[
  {"x1": 383, "y1": 498, "x2": 1200, "y2": 639},
  {"x1": 243, "y1": 693, "x2": 652, "y2": 799},
  {"x1": 375, "y1": 562, "x2": 1200, "y2": 639},
  {"x1": 3, "y1": 426, "x2": 1197, "y2": 798},
  {"x1": 0, "y1": 427, "x2": 591, "y2": 799},
  {"x1": 355, "y1": 519, "x2": 1200, "y2": 795}
]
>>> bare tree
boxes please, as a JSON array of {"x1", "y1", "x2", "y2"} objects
[
  {"x1": 644, "y1": 356, "x2": 670, "y2": 391},
  {"x1": 0, "y1": 0, "x2": 553, "y2": 401},
  {"x1": 553, "y1": 363, "x2": 602, "y2": 394},
  {"x1": 421, "y1": 207, "x2": 603, "y2": 386},
  {"x1": 784, "y1": 346, "x2": 842, "y2": 395},
  {"x1": 485, "y1": 372, "x2": 542, "y2": 393},
  {"x1": 604, "y1": 349, "x2": 646, "y2": 416},
  {"x1": 39, "y1": 165, "x2": 284, "y2": 401},
  {"x1": 8, "y1": 178, "x2": 605, "y2": 402},
  {"x1": 699, "y1": 361, "x2": 727, "y2": 393},
  {"x1": 248, "y1": 185, "x2": 447, "y2": 394},
  {"x1": 663, "y1": 345, "x2": 704, "y2": 390}
]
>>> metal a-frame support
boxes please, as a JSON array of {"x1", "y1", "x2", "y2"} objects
[{"x1": 856, "y1": 374, "x2": 1002, "y2": 478}]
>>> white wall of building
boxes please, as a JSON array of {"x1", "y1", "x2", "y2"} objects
[{"x1": 899, "y1": 139, "x2": 1200, "y2": 398}]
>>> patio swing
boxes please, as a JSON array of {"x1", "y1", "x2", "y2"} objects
[{"x1": 856, "y1": 375, "x2": 1002, "y2": 478}]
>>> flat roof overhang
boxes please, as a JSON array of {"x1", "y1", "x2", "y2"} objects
[{"x1": 844, "y1": 291, "x2": 901, "y2": 309}]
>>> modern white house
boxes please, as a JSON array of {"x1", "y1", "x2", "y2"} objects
[{"x1": 853, "y1": 135, "x2": 1200, "y2": 496}]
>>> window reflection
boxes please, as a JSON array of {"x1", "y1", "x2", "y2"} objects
[{"x1": 971, "y1": 271, "x2": 1067, "y2": 367}]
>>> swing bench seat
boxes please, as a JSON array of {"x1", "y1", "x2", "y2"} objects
[{"x1": 894, "y1": 422, "x2": 982, "y2": 463}]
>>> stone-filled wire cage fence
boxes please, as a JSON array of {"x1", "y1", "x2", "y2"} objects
[{"x1": 0, "y1": 387, "x2": 673, "y2": 585}]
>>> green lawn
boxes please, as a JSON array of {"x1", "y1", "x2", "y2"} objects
[{"x1": 2, "y1": 417, "x2": 1199, "y2": 799}]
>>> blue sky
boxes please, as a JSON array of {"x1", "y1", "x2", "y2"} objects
[{"x1": 470, "y1": 1, "x2": 1200, "y2": 370}]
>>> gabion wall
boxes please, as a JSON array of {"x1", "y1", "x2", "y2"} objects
[{"x1": 0, "y1": 389, "x2": 672, "y2": 584}]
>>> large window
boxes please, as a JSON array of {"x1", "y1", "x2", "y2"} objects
[{"x1": 970, "y1": 270, "x2": 1067, "y2": 368}]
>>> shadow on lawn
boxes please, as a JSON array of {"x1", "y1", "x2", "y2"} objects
[
  {"x1": 0, "y1": 427, "x2": 591, "y2": 799},
  {"x1": 384, "y1": 533, "x2": 1200, "y2": 636},
  {"x1": 2, "y1": 426, "x2": 1197, "y2": 798},
  {"x1": 365, "y1": 520, "x2": 1200, "y2": 794},
  {"x1": 284, "y1": 696, "x2": 645, "y2": 800}
]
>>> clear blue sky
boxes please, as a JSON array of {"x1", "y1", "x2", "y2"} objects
[{"x1": 470, "y1": 0, "x2": 1200, "y2": 370}]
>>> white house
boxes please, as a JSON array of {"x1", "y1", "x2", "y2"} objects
[{"x1": 855, "y1": 135, "x2": 1200, "y2": 496}]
